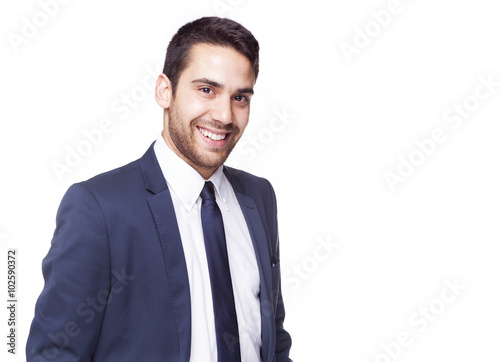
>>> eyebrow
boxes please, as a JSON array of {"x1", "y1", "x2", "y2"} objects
[{"x1": 191, "y1": 78, "x2": 254, "y2": 95}]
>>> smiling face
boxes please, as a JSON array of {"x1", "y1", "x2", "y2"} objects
[{"x1": 155, "y1": 43, "x2": 255, "y2": 179}]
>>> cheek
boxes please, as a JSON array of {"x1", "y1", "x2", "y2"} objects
[
  {"x1": 189, "y1": 99, "x2": 210, "y2": 115},
  {"x1": 173, "y1": 95, "x2": 208, "y2": 122},
  {"x1": 233, "y1": 109, "x2": 250, "y2": 131}
]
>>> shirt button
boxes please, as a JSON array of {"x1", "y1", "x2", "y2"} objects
[{"x1": 223, "y1": 197, "x2": 227, "y2": 203}]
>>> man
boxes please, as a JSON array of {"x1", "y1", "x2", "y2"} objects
[{"x1": 27, "y1": 16, "x2": 292, "y2": 362}]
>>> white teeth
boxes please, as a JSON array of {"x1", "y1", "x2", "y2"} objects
[{"x1": 199, "y1": 128, "x2": 227, "y2": 141}]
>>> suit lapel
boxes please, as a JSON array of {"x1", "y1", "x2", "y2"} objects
[{"x1": 140, "y1": 143, "x2": 191, "y2": 361}]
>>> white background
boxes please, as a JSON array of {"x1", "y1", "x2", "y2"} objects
[{"x1": 1, "y1": 0, "x2": 500, "y2": 361}]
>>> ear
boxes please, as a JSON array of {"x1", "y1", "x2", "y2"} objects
[{"x1": 155, "y1": 74, "x2": 173, "y2": 109}]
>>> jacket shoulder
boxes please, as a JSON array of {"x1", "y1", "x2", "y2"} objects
[
  {"x1": 78, "y1": 142, "x2": 159, "y2": 197},
  {"x1": 223, "y1": 166, "x2": 275, "y2": 198},
  {"x1": 83, "y1": 158, "x2": 142, "y2": 188}
]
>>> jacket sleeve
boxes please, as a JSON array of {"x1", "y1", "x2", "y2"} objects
[
  {"x1": 272, "y1": 242, "x2": 293, "y2": 362},
  {"x1": 26, "y1": 183, "x2": 111, "y2": 362},
  {"x1": 266, "y1": 180, "x2": 293, "y2": 362}
]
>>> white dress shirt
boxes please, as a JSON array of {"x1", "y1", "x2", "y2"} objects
[{"x1": 154, "y1": 135, "x2": 262, "y2": 362}]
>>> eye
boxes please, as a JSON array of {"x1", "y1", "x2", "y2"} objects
[
  {"x1": 200, "y1": 87, "x2": 213, "y2": 94},
  {"x1": 234, "y1": 95, "x2": 249, "y2": 104}
]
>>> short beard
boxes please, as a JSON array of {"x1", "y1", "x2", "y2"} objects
[{"x1": 167, "y1": 104, "x2": 241, "y2": 170}]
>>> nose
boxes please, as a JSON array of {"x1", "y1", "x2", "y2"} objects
[{"x1": 210, "y1": 97, "x2": 233, "y2": 125}]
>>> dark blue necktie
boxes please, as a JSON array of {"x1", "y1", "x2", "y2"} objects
[{"x1": 200, "y1": 181, "x2": 241, "y2": 362}]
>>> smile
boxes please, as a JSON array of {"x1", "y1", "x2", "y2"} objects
[{"x1": 197, "y1": 127, "x2": 227, "y2": 141}]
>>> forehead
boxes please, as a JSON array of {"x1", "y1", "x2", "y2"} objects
[{"x1": 180, "y1": 43, "x2": 255, "y2": 86}]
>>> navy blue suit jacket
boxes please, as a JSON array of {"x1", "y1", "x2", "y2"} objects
[{"x1": 27, "y1": 142, "x2": 292, "y2": 361}]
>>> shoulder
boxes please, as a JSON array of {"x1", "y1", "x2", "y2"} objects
[
  {"x1": 84, "y1": 157, "x2": 142, "y2": 189},
  {"x1": 63, "y1": 147, "x2": 152, "y2": 209},
  {"x1": 223, "y1": 166, "x2": 276, "y2": 198},
  {"x1": 223, "y1": 166, "x2": 278, "y2": 227},
  {"x1": 73, "y1": 158, "x2": 142, "y2": 197}
]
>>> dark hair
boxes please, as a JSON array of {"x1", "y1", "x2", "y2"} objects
[{"x1": 163, "y1": 17, "x2": 259, "y2": 94}]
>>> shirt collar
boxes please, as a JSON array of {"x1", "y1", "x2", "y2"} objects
[{"x1": 153, "y1": 134, "x2": 229, "y2": 212}]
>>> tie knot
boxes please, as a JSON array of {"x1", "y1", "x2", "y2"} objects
[{"x1": 200, "y1": 181, "x2": 216, "y2": 201}]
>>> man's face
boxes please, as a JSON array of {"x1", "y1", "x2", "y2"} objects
[{"x1": 162, "y1": 43, "x2": 255, "y2": 178}]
